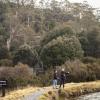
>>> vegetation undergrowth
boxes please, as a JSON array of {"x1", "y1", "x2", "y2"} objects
[{"x1": 40, "y1": 81, "x2": 100, "y2": 100}]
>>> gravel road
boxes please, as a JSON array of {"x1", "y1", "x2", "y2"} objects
[{"x1": 22, "y1": 88, "x2": 48, "y2": 100}]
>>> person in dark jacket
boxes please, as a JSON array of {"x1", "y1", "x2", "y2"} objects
[
  {"x1": 53, "y1": 70, "x2": 58, "y2": 89},
  {"x1": 59, "y1": 69, "x2": 66, "y2": 88}
]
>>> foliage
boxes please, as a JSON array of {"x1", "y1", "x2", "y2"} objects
[
  {"x1": 0, "y1": 0, "x2": 100, "y2": 88},
  {"x1": 0, "y1": 63, "x2": 33, "y2": 88},
  {"x1": 0, "y1": 59, "x2": 13, "y2": 66},
  {"x1": 0, "y1": 26, "x2": 9, "y2": 46},
  {"x1": 62, "y1": 60, "x2": 100, "y2": 82},
  {"x1": 81, "y1": 57, "x2": 96, "y2": 64},
  {"x1": 87, "y1": 29, "x2": 100, "y2": 57},
  {"x1": 40, "y1": 28, "x2": 83, "y2": 67},
  {"x1": 13, "y1": 46, "x2": 37, "y2": 67},
  {"x1": 79, "y1": 29, "x2": 100, "y2": 57},
  {"x1": 0, "y1": 1, "x2": 6, "y2": 23},
  {"x1": 0, "y1": 46, "x2": 9, "y2": 60},
  {"x1": 41, "y1": 27, "x2": 74, "y2": 46}
]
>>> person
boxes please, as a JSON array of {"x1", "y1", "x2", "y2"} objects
[
  {"x1": 65, "y1": 71, "x2": 70, "y2": 83},
  {"x1": 53, "y1": 70, "x2": 58, "y2": 89},
  {"x1": 59, "y1": 69, "x2": 66, "y2": 88}
]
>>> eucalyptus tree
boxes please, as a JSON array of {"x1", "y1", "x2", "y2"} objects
[{"x1": 4, "y1": 0, "x2": 39, "y2": 51}]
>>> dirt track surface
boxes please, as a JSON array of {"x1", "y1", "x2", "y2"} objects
[{"x1": 22, "y1": 88, "x2": 46, "y2": 100}]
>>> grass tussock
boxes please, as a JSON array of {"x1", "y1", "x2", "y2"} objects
[
  {"x1": 64, "y1": 81, "x2": 100, "y2": 97},
  {"x1": 40, "y1": 90, "x2": 58, "y2": 100},
  {"x1": 40, "y1": 81, "x2": 100, "y2": 100},
  {"x1": 0, "y1": 87, "x2": 38, "y2": 100}
]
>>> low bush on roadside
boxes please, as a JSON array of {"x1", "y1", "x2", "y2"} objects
[
  {"x1": 0, "y1": 63, "x2": 33, "y2": 89},
  {"x1": 0, "y1": 59, "x2": 13, "y2": 67},
  {"x1": 61, "y1": 59, "x2": 100, "y2": 82},
  {"x1": 81, "y1": 57, "x2": 96, "y2": 64}
]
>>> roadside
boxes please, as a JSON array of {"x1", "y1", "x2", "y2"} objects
[
  {"x1": 22, "y1": 87, "x2": 52, "y2": 100},
  {"x1": 77, "y1": 92, "x2": 100, "y2": 100},
  {"x1": 0, "y1": 81, "x2": 100, "y2": 100},
  {"x1": 40, "y1": 81, "x2": 100, "y2": 100},
  {"x1": 0, "y1": 86, "x2": 38, "y2": 100}
]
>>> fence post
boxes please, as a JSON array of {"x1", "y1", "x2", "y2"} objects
[
  {"x1": 0, "y1": 81, "x2": 6, "y2": 97},
  {"x1": 2, "y1": 85, "x2": 5, "y2": 97}
]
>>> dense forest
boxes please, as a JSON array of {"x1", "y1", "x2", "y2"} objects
[{"x1": 0, "y1": 0, "x2": 100, "y2": 88}]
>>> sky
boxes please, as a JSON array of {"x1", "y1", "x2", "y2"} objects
[
  {"x1": 69, "y1": 0, "x2": 100, "y2": 8},
  {"x1": 36, "y1": 0, "x2": 100, "y2": 9}
]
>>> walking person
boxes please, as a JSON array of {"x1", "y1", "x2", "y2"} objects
[
  {"x1": 59, "y1": 69, "x2": 66, "y2": 88},
  {"x1": 53, "y1": 70, "x2": 58, "y2": 89}
]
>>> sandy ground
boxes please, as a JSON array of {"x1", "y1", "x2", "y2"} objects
[
  {"x1": 0, "y1": 86, "x2": 38, "y2": 100},
  {"x1": 22, "y1": 88, "x2": 47, "y2": 100},
  {"x1": 0, "y1": 86, "x2": 52, "y2": 100}
]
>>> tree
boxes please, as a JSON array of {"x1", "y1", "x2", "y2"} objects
[
  {"x1": 41, "y1": 27, "x2": 74, "y2": 46},
  {"x1": 40, "y1": 27, "x2": 83, "y2": 68},
  {"x1": 78, "y1": 29, "x2": 100, "y2": 58},
  {"x1": 68, "y1": 1, "x2": 98, "y2": 33},
  {"x1": 13, "y1": 45, "x2": 37, "y2": 66},
  {"x1": 0, "y1": 46, "x2": 9, "y2": 60},
  {"x1": 4, "y1": 0, "x2": 38, "y2": 51},
  {"x1": 87, "y1": 29, "x2": 100, "y2": 57},
  {"x1": 0, "y1": 26, "x2": 9, "y2": 46},
  {"x1": 0, "y1": 1, "x2": 6, "y2": 23}
]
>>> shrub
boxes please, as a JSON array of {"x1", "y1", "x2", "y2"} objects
[
  {"x1": 41, "y1": 27, "x2": 74, "y2": 46},
  {"x1": 40, "y1": 36, "x2": 83, "y2": 67},
  {"x1": 61, "y1": 60, "x2": 100, "y2": 82},
  {"x1": 0, "y1": 46, "x2": 9, "y2": 60},
  {"x1": 13, "y1": 46, "x2": 37, "y2": 67},
  {"x1": 0, "y1": 63, "x2": 33, "y2": 89},
  {"x1": 14, "y1": 63, "x2": 33, "y2": 86},
  {"x1": 82, "y1": 57, "x2": 96, "y2": 64},
  {"x1": 0, "y1": 59, "x2": 13, "y2": 66},
  {"x1": 78, "y1": 29, "x2": 100, "y2": 57},
  {"x1": 58, "y1": 89, "x2": 67, "y2": 99},
  {"x1": 86, "y1": 63, "x2": 100, "y2": 80}
]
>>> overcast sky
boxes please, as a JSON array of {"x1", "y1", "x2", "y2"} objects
[
  {"x1": 37, "y1": 0, "x2": 100, "y2": 9},
  {"x1": 69, "y1": 0, "x2": 100, "y2": 8}
]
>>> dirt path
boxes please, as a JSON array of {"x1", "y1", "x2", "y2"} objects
[
  {"x1": 22, "y1": 88, "x2": 45, "y2": 100},
  {"x1": 0, "y1": 87, "x2": 38, "y2": 100},
  {"x1": 22, "y1": 87, "x2": 51, "y2": 100}
]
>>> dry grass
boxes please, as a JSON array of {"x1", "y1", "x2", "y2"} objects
[
  {"x1": 1, "y1": 81, "x2": 100, "y2": 100},
  {"x1": 63, "y1": 81, "x2": 100, "y2": 98},
  {"x1": 0, "y1": 86, "x2": 38, "y2": 100},
  {"x1": 40, "y1": 81, "x2": 100, "y2": 100},
  {"x1": 39, "y1": 87, "x2": 56, "y2": 100}
]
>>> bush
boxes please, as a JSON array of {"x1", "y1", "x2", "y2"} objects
[
  {"x1": 41, "y1": 27, "x2": 74, "y2": 46},
  {"x1": 0, "y1": 59, "x2": 13, "y2": 66},
  {"x1": 82, "y1": 57, "x2": 96, "y2": 64},
  {"x1": 78, "y1": 29, "x2": 100, "y2": 57},
  {"x1": 0, "y1": 46, "x2": 9, "y2": 60},
  {"x1": 86, "y1": 63, "x2": 100, "y2": 80},
  {"x1": 58, "y1": 89, "x2": 67, "y2": 99},
  {"x1": 97, "y1": 59, "x2": 100, "y2": 65},
  {"x1": 61, "y1": 60, "x2": 100, "y2": 82},
  {"x1": 13, "y1": 46, "x2": 37, "y2": 67},
  {"x1": 40, "y1": 36, "x2": 83, "y2": 67},
  {"x1": 0, "y1": 63, "x2": 33, "y2": 89}
]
